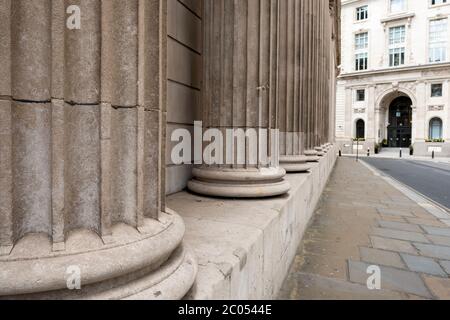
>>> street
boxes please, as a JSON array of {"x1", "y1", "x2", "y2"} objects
[{"x1": 362, "y1": 158, "x2": 450, "y2": 211}]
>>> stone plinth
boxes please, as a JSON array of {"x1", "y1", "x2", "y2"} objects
[{"x1": 172, "y1": 146, "x2": 338, "y2": 299}]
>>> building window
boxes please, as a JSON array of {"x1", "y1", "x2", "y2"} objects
[
  {"x1": 431, "y1": 83, "x2": 443, "y2": 97},
  {"x1": 356, "y1": 119, "x2": 366, "y2": 139},
  {"x1": 355, "y1": 32, "x2": 369, "y2": 71},
  {"x1": 429, "y1": 118, "x2": 443, "y2": 140},
  {"x1": 389, "y1": 26, "x2": 406, "y2": 66},
  {"x1": 389, "y1": 26, "x2": 406, "y2": 45},
  {"x1": 429, "y1": 19, "x2": 448, "y2": 63},
  {"x1": 390, "y1": 0, "x2": 406, "y2": 13},
  {"x1": 431, "y1": 0, "x2": 448, "y2": 6},
  {"x1": 389, "y1": 48, "x2": 405, "y2": 66},
  {"x1": 356, "y1": 89, "x2": 366, "y2": 101},
  {"x1": 355, "y1": 53, "x2": 368, "y2": 71},
  {"x1": 355, "y1": 32, "x2": 369, "y2": 50},
  {"x1": 356, "y1": 6, "x2": 368, "y2": 21}
]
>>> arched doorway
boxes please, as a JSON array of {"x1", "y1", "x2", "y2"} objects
[
  {"x1": 387, "y1": 96, "x2": 412, "y2": 148},
  {"x1": 356, "y1": 119, "x2": 365, "y2": 139}
]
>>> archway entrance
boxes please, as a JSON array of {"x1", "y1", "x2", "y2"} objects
[{"x1": 387, "y1": 96, "x2": 412, "y2": 148}]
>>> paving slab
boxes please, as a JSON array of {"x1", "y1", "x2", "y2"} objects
[
  {"x1": 439, "y1": 260, "x2": 450, "y2": 275},
  {"x1": 414, "y1": 243, "x2": 450, "y2": 260},
  {"x1": 422, "y1": 276, "x2": 450, "y2": 300},
  {"x1": 406, "y1": 217, "x2": 447, "y2": 227},
  {"x1": 348, "y1": 260, "x2": 432, "y2": 298},
  {"x1": 380, "y1": 215, "x2": 407, "y2": 223},
  {"x1": 377, "y1": 220, "x2": 423, "y2": 233},
  {"x1": 422, "y1": 226, "x2": 450, "y2": 238},
  {"x1": 377, "y1": 208, "x2": 414, "y2": 217},
  {"x1": 400, "y1": 254, "x2": 447, "y2": 277},
  {"x1": 427, "y1": 235, "x2": 450, "y2": 247},
  {"x1": 359, "y1": 247, "x2": 406, "y2": 269},
  {"x1": 278, "y1": 272, "x2": 407, "y2": 300},
  {"x1": 371, "y1": 236, "x2": 418, "y2": 255},
  {"x1": 371, "y1": 227, "x2": 429, "y2": 243}
]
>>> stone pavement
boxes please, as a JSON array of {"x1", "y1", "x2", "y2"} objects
[{"x1": 279, "y1": 157, "x2": 450, "y2": 300}]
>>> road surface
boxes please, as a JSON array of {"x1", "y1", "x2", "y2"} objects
[{"x1": 362, "y1": 157, "x2": 450, "y2": 211}]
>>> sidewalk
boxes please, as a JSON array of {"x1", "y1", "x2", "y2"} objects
[
  {"x1": 344, "y1": 148, "x2": 450, "y2": 164},
  {"x1": 279, "y1": 157, "x2": 450, "y2": 300}
]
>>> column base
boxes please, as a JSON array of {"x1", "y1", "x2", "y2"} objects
[
  {"x1": 315, "y1": 146, "x2": 325, "y2": 157},
  {"x1": 188, "y1": 167, "x2": 291, "y2": 198},
  {"x1": 321, "y1": 144, "x2": 330, "y2": 153},
  {"x1": 0, "y1": 211, "x2": 197, "y2": 300},
  {"x1": 280, "y1": 155, "x2": 312, "y2": 173},
  {"x1": 304, "y1": 150, "x2": 320, "y2": 162}
]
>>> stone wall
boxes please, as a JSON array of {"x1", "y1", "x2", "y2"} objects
[{"x1": 166, "y1": 0, "x2": 202, "y2": 195}]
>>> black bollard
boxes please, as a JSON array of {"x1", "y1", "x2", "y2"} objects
[
  {"x1": 339, "y1": 150, "x2": 342, "y2": 157},
  {"x1": 432, "y1": 151, "x2": 435, "y2": 159},
  {"x1": 399, "y1": 149, "x2": 402, "y2": 158}
]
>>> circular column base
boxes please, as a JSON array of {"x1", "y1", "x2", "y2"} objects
[
  {"x1": 304, "y1": 150, "x2": 320, "y2": 162},
  {"x1": 315, "y1": 146, "x2": 325, "y2": 157},
  {"x1": 280, "y1": 155, "x2": 312, "y2": 173},
  {"x1": 0, "y1": 212, "x2": 197, "y2": 300},
  {"x1": 321, "y1": 144, "x2": 329, "y2": 153},
  {"x1": 188, "y1": 167, "x2": 291, "y2": 198}
]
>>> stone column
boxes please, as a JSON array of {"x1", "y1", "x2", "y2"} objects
[
  {"x1": 0, "y1": 0, "x2": 196, "y2": 299},
  {"x1": 278, "y1": 0, "x2": 311, "y2": 173},
  {"x1": 316, "y1": 0, "x2": 333, "y2": 155},
  {"x1": 303, "y1": 0, "x2": 321, "y2": 162},
  {"x1": 302, "y1": 0, "x2": 334, "y2": 160},
  {"x1": 187, "y1": 0, "x2": 290, "y2": 198}
]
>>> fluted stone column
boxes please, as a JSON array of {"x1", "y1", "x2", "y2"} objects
[
  {"x1": 188, "y1": 0, "x2": 290, "y2": 198},
  {"x1": 302, "y1": 0, "x2": 319, "y2": 162},
  {"x1": 301, "y1": 0, "x2": 334, "y2": 161},
  {"x1": 0, "y1": 0, "x2": 196, "y2": 299},
  {"x1": 278, "y1": 0, "x2": 311, "y2": 172}
]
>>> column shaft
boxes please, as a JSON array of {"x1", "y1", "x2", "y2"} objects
[
  {"x1": 278, "y1": 0, "x2": 312, "y2": 172},
  {"x1": 188, "y1": 0, "x2": 290, "y2": 198}
]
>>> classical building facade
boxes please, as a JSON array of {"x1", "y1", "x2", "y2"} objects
[
  {"x1": 337, "y1": 0, "x2": 450, "y2": 157},
  {"x1": 0, "y1": 0, "x2": 339, "y2": 299}
]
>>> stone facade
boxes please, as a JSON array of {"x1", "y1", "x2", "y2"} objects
[
  {"x1": 337, "y1": 0, "x2": 450, "y2": 157},
  {"x1": 0, "y1": 0, "x2": 339, "y2": 299}
]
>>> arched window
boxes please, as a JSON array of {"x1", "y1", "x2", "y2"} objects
[
  {"x1": 429, "y1": 117, "x2": 443, "y2": 140},
  {"x1": 356, "y1": 119, "x2": 365, "y2": 139}
]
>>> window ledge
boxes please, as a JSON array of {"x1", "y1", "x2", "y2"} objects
[{"x1": 381, "y1": 12, "x2": 415, "y2": 23}]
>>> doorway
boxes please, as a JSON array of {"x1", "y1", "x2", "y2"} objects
[{"x1": 387, "y1": 96, "x2": 412, "y2": 148}]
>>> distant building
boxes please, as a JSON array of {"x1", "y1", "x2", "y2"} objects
[{"x1": 337, "y1": 0, "x2": 450, "y2": 157}]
